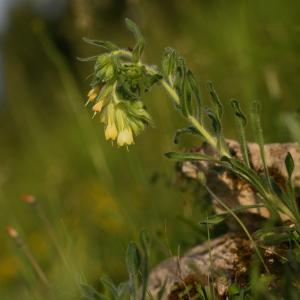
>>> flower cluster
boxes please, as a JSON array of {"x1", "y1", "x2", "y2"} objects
[
  {"x1": 81, "y1": 19, "x2": 163, "y2": 147},
  {"x1": 86, "y1": 82, "x2": 153, "y2": 147}
]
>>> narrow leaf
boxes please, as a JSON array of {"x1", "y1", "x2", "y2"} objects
[
  {"x1": 186, "y1": 70, "x2": 202, "y2": 120},
  {"x1": 207, "y1": 81, "x2": 223, "y2": 119},
  {"x1": 231, "y1": 99, "x2": 250, "y2": 167},
  {"x1": 285, "y1": 152, "x2": 295, "y2": 180},
  {"x1": 173, "y1": 126, "x2": 201, "y2": 144},
  {"x1": 165, "y1": 151, "x2": 218, "y2": 162},
  {"x1": 250, "y1": 101, "x2": 272, "y2": 192},
  {"x1": 82, "y1": 37, "x2": 119, "y2": 51},
  {"x1": 125, "y1": 18, "x2": 145, "y2": 62}
]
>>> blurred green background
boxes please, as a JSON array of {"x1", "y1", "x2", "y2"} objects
[{"x1": 0, "y1": 0, "x2": 300, "y2": 299}]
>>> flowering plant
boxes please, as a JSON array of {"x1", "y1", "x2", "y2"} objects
[{"x1": 80, "y1": 19, "x2": 300, "y2": 232}]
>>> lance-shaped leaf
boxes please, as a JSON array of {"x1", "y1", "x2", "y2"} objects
[
  {"x1": 206, "y1": 108, "x2": 221, "y2": 136},
  {"x1": 77, "y1": 56, "x2": 99, "y2": 62},
  {"x1": 181, "y1": 75, "x2": 193, "y2": 117},
  {"x1": 125, "y1": 18, "x2": 145, "y2": 62},
  {"x1": 220, "y1": 156, "x2": 269, "y2": 199},
  {"x1": 126, "y1": 242, "x2": 141, "y2": 300},
  {"x1": 162, "y1": 47, "x2": 177, "y2": 80},
  {"x1": 207, "y1": 81, "x2": 223, "y2": 120},
  {"x1": 186, "y1": 70, "x2": 202, "y2": 120},
  {"x1": 206, "y1": 108, "x2": 225, "y2": 153},
  {"x1": 251, "y1": 101, "x2": 272, "y2": 192},
  {"x1": 285, "y1": 152, "x2": 295, "y2": 180},
  {"x1": 199, "y1": 204, "x2": 266, "y2": 226},
  {"x1": 173, "y1": 126, "x2": 202, "y2": 144},
  {"x1": 231, "y1": 99, "x2": 250, "y2": 167},
  {"x1": 82, "y1": 37, "x2": 119, "y2": 51},
  {"x1": 254, "y1": 226, "x2": 296, "y2": 245},
  {"x1": 165, "y1": 151, "x2": 218, "y2": 162},
  {"x1": 139, "y1": 230, "x2": 150, "y2": 300}
]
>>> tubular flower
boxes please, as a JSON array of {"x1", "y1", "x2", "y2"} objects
[
  {"x1": 87, "y1": 85, "x2": 101, "y2": 104},
  {"x1": 105, "y1": 123, "x2": 118, "y2": 141},
  {"x1": 97, "y1": 98, "x2": 153, "y2": 147},
  {"x1": 92, "y1": 100, "x2": 104, "y2": 113},
  {"x1": 104, "y1": 103, "x2": 118, "y2": 141},
  {"x1": 117, "y1": 127, "x2": 134, "y2": 146}
]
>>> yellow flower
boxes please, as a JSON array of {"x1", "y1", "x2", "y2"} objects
[
  {"x1": 86, "y1": 86, "x2": 101, "y2": 104},
  {"x1": 117, "y1": 127, "x2": 134, "y2": 146},
  {"x1": 92, "y1": 100, "x2": 104, "y2": 113},
  {"x1": 105, "y1": 123, "x2": 118, "y2": 140}
]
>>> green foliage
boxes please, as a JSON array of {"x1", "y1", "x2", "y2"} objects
[{"x1": 80, "y1": 231, "x2": 150, "y2": 300}]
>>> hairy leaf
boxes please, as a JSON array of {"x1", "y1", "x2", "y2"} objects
[
  {"x1": 82, "y1": 37, "x2": 119, "y2": 51},
  {"x1": 285, "y1": 152, "x2": 295, "y2": 180},
  {"x1": 125, "y1": 18, "x2": 145, "y2": 62}
]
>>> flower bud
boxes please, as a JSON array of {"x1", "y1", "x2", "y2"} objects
[{"x1": 7, "y1": 226, "x2": 18, "y2": 238}]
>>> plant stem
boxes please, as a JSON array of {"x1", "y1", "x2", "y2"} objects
[
  {"x1": 203, "y1": 185, "x2": 270, "y2": 274},
  {"x1": 188, "y1": 115, "x2": 230, "y2": 157},
  {"x1": 160, "y1": 80, "x2": 180, "y2": 105}
]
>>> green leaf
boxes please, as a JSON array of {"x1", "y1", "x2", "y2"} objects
[
  {"x1": 140, "y1": 230, "x2": 150, "y2": 253},
  {"x1": 125, "y1": 18, "x2": 145, "y2": 62},
  {"x1": 228, "y1": 283, "x2": 241, "y2": 297},
  {"x1": 199, "y1": 204, "x2": 265, "y2": 225},
  {"x1": 250, "y1": 101, "x2": 272, "y2": 192},
  {"x1": 207, "y1": 81, "x2": 223, "y2": 119},
  {"x1": 164, "y1": 151, "x2": 217, "y2": 162},
  {"x1": 100, "y1": 276, "x2": 118, "y2": 300},
  {"x1": 77, "y1": 56, "x2": 99, "y2": 62},
  {"x1": 82, "y1": 37, "x2": 119, "y2": 51},
  {"x1": 173, "y1": 126, "x2": 201, "y2": 144},
  {"x1": 231, "y1": 99, "x2": 250, "y2": 167},
  {"x1": 186, "y1": 70, "x2": 202, "y2": 120},
  {"x1": 220, "y1": 156, "x2": 268, "y2": 198},
  {"x1": 199, "y1": 214, "x2": 226, "y2": 225},
  {"x1": 162, "y1": 47, "x2": 177, "y2": 79},
  {"x1": 206, "y1": 108, "x2": 221, "y2": 136},
  {"x1": 126, "y1": 242, "x2": 141, "y2": 299},
  {"x1": 117, "y1": 282, "x2": 130, "y2": 299},
  {"x1": 126, "y1": 242, "x2": 141, "y2": 275},
  {"x1": 139, "y1": 230, "x2": 150, "y2": 300},
  {"x1": 231, "y1": 99, "x2": 247, "y2": 126},
  {"x1": 285, "y1": 152, "x2": 295, "y2": 180},
  {"x1": 206, "y1": 108, "x2": 225, "y2": 153},
  {"x1": 254, "y1": 226, "x2": 295, "y2": 245},
  {"x1": 181, "y1": 76, "x2": 193, "y2": 117}
]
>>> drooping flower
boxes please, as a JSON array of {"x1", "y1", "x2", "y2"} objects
[
  {"x1": 92, "y1": 100, "x2": 104, "y2": 113},
  {"x1": 86, "y1": 85, "x2": 101, "y2": 104},
  {"x1": 105, "y1": 123, "x2": 118, "y2": 141},
  {"x1": 103, "y1": 103, "x2": 118, "y2": 141},
  {"x1": 117, "y1": 127, "x2": 134, "y2": 146}
]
